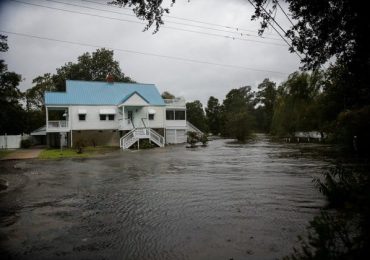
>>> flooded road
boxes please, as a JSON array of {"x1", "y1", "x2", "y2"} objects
[{"x1": 0, "y1": 136, "x2": 329, "y2": 259}]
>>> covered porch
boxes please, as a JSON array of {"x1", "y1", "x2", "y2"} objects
[
  {"x1": 118, "y1": 105, "x2": 156, "y2": 130},
  {"x1": 46, "y1": 107, "x2": 70, "y2": 132}
]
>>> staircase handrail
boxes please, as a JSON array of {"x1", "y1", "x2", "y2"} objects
[
  {"x1": 149, "y1": 129, "x2": 165, "y2": 147},
  {"x1": 120, "y1": 128, "x2": 136, "y2": 148},
  {"x1": 120, "y1": 128, "x2": 165, "y2": 149},
  {"x1": 186, "y1": 121, "x2": 203, "y2": 135},
  {"x1": 141, "y1": 118, "x2": 147, "y2": 128}
]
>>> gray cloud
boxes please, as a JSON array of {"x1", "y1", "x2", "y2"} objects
[{"x1": 0, "y1": 0, "x2": 301, "y2": 105}]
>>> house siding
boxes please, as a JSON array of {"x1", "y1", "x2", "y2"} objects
[
  {"x1": 70, "y1": 105, "x2": 119, "y2": 130},
  {"x1": 121, "y1": 106, "x2": 165, "y2": 129}
]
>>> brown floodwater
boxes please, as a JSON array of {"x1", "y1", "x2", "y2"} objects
[{"x1": 0, "y1": 135, "x2": 330, "y2": 259}]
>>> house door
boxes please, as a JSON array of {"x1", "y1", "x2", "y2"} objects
[{"x1": 127, "y1": 110, "x2": 134, "y2": 127}]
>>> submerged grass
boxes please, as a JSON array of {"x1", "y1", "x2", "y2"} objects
[{"x1": 38, "y1": 146, "x2": 118, "y2": 159}]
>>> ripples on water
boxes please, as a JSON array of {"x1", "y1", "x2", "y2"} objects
[{"x1": 0, "y1": 136, "x2": 329, "y2": 259}]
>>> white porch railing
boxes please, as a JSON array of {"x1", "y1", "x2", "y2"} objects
[
  {"x1": 149, "y1": 128, "x2": 165, "y2": 146},
  {"x1": 164, "y1": 97, "x2": 186, "y2": 107},
  {"x1": 120, "y1": 128, "x2": 165, "y2": 149},
  {"x1": 47, "y1": 120, "x2": 69, "y2": 130}
]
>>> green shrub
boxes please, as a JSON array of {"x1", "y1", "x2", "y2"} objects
[
  {"x1": 336, "y1": 106, "x2": 370, "y2": 154},
  {"x1": 20, "y1": 139, "x2": 32, "y2": 148},
  {"x1": 75, "y1": 139, "x2": 86, "y2": 154},
  {"x1": 200, "y1": 134, "x2": 208, "y2": 146},
  {"x1": 284, "y1": 165, "x2": 370, "y2": 259},
  {"x1": 139, "y1": 139, "x2": 156, "y2": 149},
  {"x1": 130, "y1": 139, "x2": 156, "y2": 149},
  {"x1": 187, "y1": 131, "x2": 198, "y2": 147}
]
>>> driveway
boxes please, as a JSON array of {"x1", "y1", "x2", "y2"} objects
[{"x1": 0, "y1": 148, "x2": 43, "y2": 160}]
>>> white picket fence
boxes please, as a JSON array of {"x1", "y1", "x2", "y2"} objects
[{"x1": 0, "y1": 134, "x2": 30, "y2": 149}]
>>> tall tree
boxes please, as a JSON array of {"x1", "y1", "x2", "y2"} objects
[
  {"x1": 52, "y1": 48, "x2": 134, "y2": 91},
  {"x1": 255, "y1": 78, "x2": 277, "y2": 132},
  {"x1": 205, "y1": 96, "x2": 221, "y2": 135},
  {"x1": 25, "y1": 73, "x2": 55, "y2": 111},
  {"x1": 251, "y1": 0, "x2": 370, "y2": 107},
  {"x1": 270, "y1": 71, "x2": 323, "y2": 136},
  {"x1": 186, "y1": 100, "x2": 208, "y2": 132},
  {"x1": 221, "y1": 86, "x2": 256, "y2": 141},
  {"x1": 0, "y1": 34, "x2": 25, "y2": 134}
]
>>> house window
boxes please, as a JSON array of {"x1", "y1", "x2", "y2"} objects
[
  {"x1": 175, "y1": 110, "x2": 185, "y2": 120},
  {"x1": 108, "y1": 114, "x2": 115, "y2": 121},
  {"x1": 79, "y1": 114, "x2": 86, "y2": 121},
  {"x1": 166, "y1": 110, "x2": 174, "y2": 120},
  {"x1": 149, "y1": 114, "x2": 154, "y2": 120},
  {"x1": 100, "y1": 114, "x2": 107, "y2": 121},
  {"x1": 167, "y1": 110, "x2": 185, "y2": 120}
]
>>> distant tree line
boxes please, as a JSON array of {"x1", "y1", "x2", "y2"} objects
[{"x1": 184, "y1": 65, "x2": 369, "y2": 151}]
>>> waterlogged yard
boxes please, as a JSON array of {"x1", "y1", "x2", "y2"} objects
[{"x1": 0, "y1": 136, "x2": 330, "y2": 259}]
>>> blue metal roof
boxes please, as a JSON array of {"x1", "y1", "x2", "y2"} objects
[{"x1": 45, "y1": 80, "x2": 165, "y2": 106}]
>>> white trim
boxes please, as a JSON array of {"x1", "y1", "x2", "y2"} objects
[
  {"x1": 78, "y1": 109, "x2": 87, "y2": 114},
  {"x1": 148, "y1": 108, "x2": 156, "y2": 114},
  {"x1": 99, "y1": 108, "x2": 115, "y2": 114}
]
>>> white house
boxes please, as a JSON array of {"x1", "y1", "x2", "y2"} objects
[{"x1": 44, "y1": 79, "x2": 200, "y2": 149}]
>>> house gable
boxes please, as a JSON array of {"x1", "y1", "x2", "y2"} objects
[{"x1": 119, "y1": 92, "x2": 149, "y2": 106}]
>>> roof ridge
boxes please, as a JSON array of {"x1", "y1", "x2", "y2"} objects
[
  {"x1": 66, "y1": 79, "x2": 155, "y2": 85},
  {"x1": 45, "y1": 91, "x2": 67, "y2": 94}
]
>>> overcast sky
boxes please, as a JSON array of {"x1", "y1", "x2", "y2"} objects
[{"x1": 0, "y1": 0, "x2": 301, "y2": 105}]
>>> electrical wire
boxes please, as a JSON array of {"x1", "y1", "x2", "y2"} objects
[
  {"x1": 82, "y1": 0, "x2": 278, "y2": 36},
  {"x1": 10, "y1": 0, "x2": 286, "y2": 47},
  {"x1": 246, "y1": 0, "x2": 302, "y2": 59},
  {"x1": 276, "y1": 1, "x2": 295, "y2": 27},
  {"x1": 44, "y1": 0, "x2": 283, "y2": 41},
  {"x1": 0, "y1": 29, "x2": 290, "y2": 75}
]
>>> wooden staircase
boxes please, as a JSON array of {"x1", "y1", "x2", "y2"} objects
[{"x1": 120, "y1": 128, "x2": 165, "y2": 149}]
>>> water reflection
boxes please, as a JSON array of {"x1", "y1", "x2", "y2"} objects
[{"x1": 0, "y1": 136, "x2": 329, "y2": 259}]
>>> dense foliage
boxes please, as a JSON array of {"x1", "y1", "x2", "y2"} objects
[
  {"x1": 283, "y1": 165, "x2": 370, "y2": 259},
  {"x1": 52, "y1": 48, "x2": 134, "y2": 92},
  {"x1": 0, "y1": 35, "x2": 25, "y2": 134},
  {"x1": 111, "y1": 0, "x2": 175, "y2": 32},
  {"x1": 205, "y1": 96, "x2": 221, "y2": 135},
  {"x1": 186, "y1": 100, "x2": 208, "y2": 133}
]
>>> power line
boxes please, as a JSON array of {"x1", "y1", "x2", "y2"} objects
[
  {"x1": 44, "y1": 0, "x2": 283, "y2": 42},
  {"x1": 82, "y1": 0, "x2": 278, "y2": 37},
  {"x1": 276, "y1": 1, "x2": 295, "y2": 27},
  {"x1": 0, "y1": 30, "x2": 290, "y2": 75},
  {"x1": 10, "y1": 0, "x2": 286, "y2": 47},
  {"x1": 246, "y1": 0, "x2": 302, "y2": 59},
  {"x1": 256, "y1": 0, "x2": 290, "y2": 36}
]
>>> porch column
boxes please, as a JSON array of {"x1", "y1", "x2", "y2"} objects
[
  {"x1": 46, "y1": 107, "x2": 49, "y2": 129},
  {"x1": 70, "y1": 130, "x2": 73, "y2": 148}
]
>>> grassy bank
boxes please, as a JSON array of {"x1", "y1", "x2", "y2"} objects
[
  {"x1": 38, "y1": 146, "x2": 118, "y2": 159},
  {"x1": 0, "y1": 150, "x2": 14, "y2": 159}
]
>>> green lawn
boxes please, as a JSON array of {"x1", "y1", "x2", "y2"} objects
[
  {"x1": 38, "y1": 146, "x2": 119, "y2": 159},
  {"x1": 0, "y1": 150, "x2": 14, "y2": 159}
]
